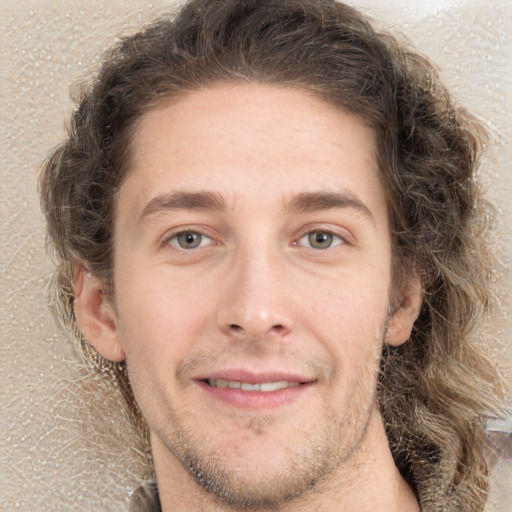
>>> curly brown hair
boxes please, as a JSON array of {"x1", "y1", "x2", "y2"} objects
[{"x1": 39, "y1": 0, "x2": 505, "y2": 509}]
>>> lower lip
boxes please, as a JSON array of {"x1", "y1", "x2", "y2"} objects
[{"x1": 196, "y1": 380, "x2": 312, "y2": 410}]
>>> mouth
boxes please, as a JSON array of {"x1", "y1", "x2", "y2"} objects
[
  {"x1": 196, "y1": 371, "x2": 314, "y2": 410},
  {"x1": 205, "y1": 379, "x2": 300, "y2": 392}
]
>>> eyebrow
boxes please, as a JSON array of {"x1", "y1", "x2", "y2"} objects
[
  {"x1": 138, "y1": 191, "x2": 226, "y2": 225},
  {"x1": 137, "y1": 189, "x2": 375, "y2": 227},
  {"x1": 286, "y1": 191, "x2": 376, "y2": 226}
]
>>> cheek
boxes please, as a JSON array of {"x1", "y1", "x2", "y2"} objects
[
  {"x1": 303, "y1": 270, "x2": 389, "y2": 370},
  {"x1": 114, "y1": 268, "x2": 217, "y2": 366},
  {"x1": 114, "y1": 273, "x2": 219, "y2": 418}
]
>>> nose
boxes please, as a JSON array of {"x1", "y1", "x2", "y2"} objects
[{"x1": 216, "y1": 247, "x2": 295, "y2": 342}]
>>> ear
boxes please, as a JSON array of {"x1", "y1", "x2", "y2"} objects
[
  {"x1": 73, "y1": 266, "x2": 126, "y2": 362},
  {"x1": 386, "y1": 270, "x2": 423, "y2": 347}
]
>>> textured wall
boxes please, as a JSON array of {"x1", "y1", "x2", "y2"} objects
[{"x1": 1, "y1": 1, "x2": 510, "y2": 510}]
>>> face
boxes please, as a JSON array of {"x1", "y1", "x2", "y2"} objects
[{"x1": 101, "y1": 84, "x2": 407, "y2": 507}]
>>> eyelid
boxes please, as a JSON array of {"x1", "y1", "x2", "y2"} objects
[
  {"x1": 293, "y1": 225, "x2": 354, "y2": 247},
  {"x1": 160, "y1": 225, "x2": 220, "y2": 250},
  {"x1": 297, "y1": 232, "x2": 344, "y2": 249}
]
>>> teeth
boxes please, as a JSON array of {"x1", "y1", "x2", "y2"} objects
[
  {"x1": 217, "y1": 379, "x2": 228, "y2": 388},
  {"x1": 241, "y1": 382, "x2": 260, "y2": 391},
  {"x1": 207, "y1": 379, "x2": 300, "y2": 391}
]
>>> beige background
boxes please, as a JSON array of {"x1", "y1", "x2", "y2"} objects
[{"x1": 1, "y1": 0, "x2": 510, "y2": 510}]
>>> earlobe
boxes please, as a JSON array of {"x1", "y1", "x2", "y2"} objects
[
  {"x1": 73, "y1": 266, "x2": 126, "y2": 362},
  {"x1": 386, "y1": 271, "x2": 424, "y2": 347}
]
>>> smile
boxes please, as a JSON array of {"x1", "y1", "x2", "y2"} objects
[
  {"x1": 206, "y1": 379, "x2": 300, "y2": 392},
  {"x1": 197, "y1": 373, "x2": 312, "y2": 410}
]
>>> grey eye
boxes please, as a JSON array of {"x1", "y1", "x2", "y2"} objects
[
  {"x1": 176, "y1": 231, "x2": 203, "y2": 249},
  {"x1": 296, "y1": 230, "x2": 345, "y2": 250},
  {"x1": 308, "y1": 231, "x2": 335, "y2": 249}
]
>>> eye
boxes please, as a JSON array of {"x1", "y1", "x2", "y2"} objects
[
  {"x1": 297, "y1": 230, "x2": 345, "y2": 250},
  {"x1": 167, "y1": 231, "x2": 212, "y2": 250}
]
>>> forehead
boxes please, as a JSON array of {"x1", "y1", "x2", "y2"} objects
[{"x1": 121, "y1": 83, "x2": 386, "y2": 220}]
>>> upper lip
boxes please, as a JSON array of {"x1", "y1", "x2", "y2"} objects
[{"x1": 195, "y1": 369, "x2": 315, "y2": 384}]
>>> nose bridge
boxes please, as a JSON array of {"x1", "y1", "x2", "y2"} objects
[{"x1": 217, "y1": 239, "x2": 293, "y2": 339}]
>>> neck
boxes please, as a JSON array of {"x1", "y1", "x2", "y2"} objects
[{"x1": 152, "y1": 407, "x2": 420, "y2": 512}]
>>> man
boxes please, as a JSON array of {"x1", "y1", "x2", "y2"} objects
[{"x1": 39, "y1": 0, "x2": 505, "y2": 510}]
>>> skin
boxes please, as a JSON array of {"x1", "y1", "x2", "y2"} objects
[{"x1": 74, "y1": 84, "x2": 422, "y2": 511}]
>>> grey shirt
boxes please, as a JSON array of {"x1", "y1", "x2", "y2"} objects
[{"x1": 129, "y1": 480, "x2": 161, "y2": 512}]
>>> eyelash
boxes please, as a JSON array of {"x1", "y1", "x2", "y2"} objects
[
  {"x1": 163, "y1": 229, "x2": 217, "y2": 251},
  {"x1": 162, "y1": 226, "x2": 350, "y2": 252},
  {"x1": 295, "y1": 229, "x2": 347, "y2": 250}
]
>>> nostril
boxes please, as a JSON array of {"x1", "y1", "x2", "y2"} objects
[{"x1": 224, "y1": 321, "x2": 290, "y2": 338}]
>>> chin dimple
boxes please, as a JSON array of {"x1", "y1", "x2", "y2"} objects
[{"x1": 206, "y1": 379, "x2": 300, "y2": 392}]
